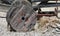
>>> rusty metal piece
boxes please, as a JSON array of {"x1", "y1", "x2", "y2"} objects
[{"x1": 6, "y1": 0, "x2": 36, "y2": 32}]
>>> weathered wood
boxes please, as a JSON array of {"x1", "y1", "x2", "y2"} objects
[{"x1": 6, "y1": 0, "x2": 36, "y2": 32}]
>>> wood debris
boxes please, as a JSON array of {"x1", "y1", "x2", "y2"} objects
[{"x1": 34, "y1": 16, "x2": 60, "y2": 33}]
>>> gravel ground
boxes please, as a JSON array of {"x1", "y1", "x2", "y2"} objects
[
  {"x1": 0, "y1": 18, "x2": 60, "y2": 36},
  {"x1": 0, "y1": 3, "x2": 60, "y2": 36},
  {"x1": 0, "y1": 11, "x2": 60, "y2": 36}
]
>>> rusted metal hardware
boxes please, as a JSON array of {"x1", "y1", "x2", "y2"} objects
[{"x1": 36, "y1": 0, "x2": 59, "y2": 20}]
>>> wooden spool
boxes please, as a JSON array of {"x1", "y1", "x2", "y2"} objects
[{"x1": 6, "y1": 0, "x2": 36, "y2": 32}]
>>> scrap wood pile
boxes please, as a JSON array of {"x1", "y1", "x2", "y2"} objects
[{"x1": 34, "y1": 16, "x2": 60, "y2": 33}]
